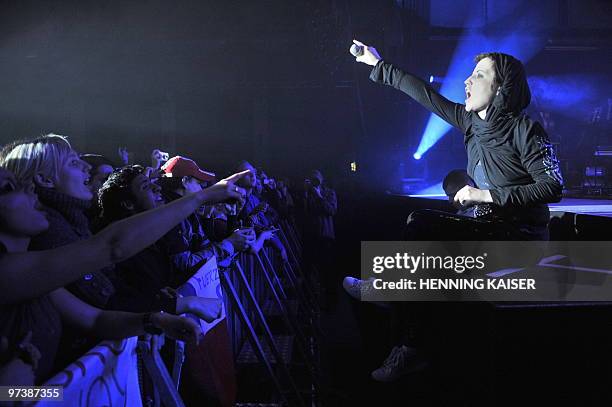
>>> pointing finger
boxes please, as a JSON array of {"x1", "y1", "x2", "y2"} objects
[{"x1": 223, "y1": 169, "x2": 251, "y2": 183}]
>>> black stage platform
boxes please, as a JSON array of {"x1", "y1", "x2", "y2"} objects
[
  {"x1": 332, "y1": 194, "x2": 612, "y2": 405},
  {"x1": 391, "y1": 194, "x2": 612, "y2": 240},
  {"x1": 405, "y1": 193, "x2": 612, "y2": 218}
]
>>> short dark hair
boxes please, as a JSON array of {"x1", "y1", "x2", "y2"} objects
[
  {"x1": 157, "y1": 175, "x2": 184, "y2": 202},
  {"x1": 96, "y1": 165, "x2": 145, "y2": 228},
  {"x1": 474, "y1": 52, "x2": 503, "y2": 89}
]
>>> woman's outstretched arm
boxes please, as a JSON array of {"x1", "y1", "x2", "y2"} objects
[{"x1": 0, "y1": 170, "x2": 249, "y2": 304}]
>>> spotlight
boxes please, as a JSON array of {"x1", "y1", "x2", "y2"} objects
[
  {"x1": 413, "y1": 152, "x2": 422, "y2": 160},
  {"x1": 414, "y1": 26, "x2": 545, "y2": 160}
]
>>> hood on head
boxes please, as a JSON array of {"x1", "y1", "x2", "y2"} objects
[{"x1": 486, "y1": 53, "x2": 531, "y2": 120}]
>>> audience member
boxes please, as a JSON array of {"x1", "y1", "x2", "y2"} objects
[
  {"x1": 0, "y1": 131, "x2": 313, "y2": 401},
  {"x1": 235, "y1": 161, "x2": 288, "y2": 261},
  {"x1": 303, "y1": 169, "x2": 337, "y2": 305}
]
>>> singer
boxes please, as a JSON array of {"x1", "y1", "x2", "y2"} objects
[{"x1": 351, "y1": 40, "x2": 564, "y2": 240}]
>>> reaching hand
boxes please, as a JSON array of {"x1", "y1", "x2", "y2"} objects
[
  {"x1": 152, "y1": 312, "x2": 200, "y2": 344},
  {"x1": 151, "y1": 149, "x2": 163, "y2": 170},
  {"x1": 180, "y1": 297, "x2": 222, "y2": 323},
  {"x1": 201, "y1": 170, "x2": 250, "y2": 204},
  {"x1": 351, "y1": 39, "x2": 382, "y2": 66},
  {"x1": 248, "y1": 238, "x2": 264, "y2": 255},
  {"x1": 226, "y1": 228, "x2": 254, "y2": 252},
  {"x1": 259, "y1": 230, "x2": 275, "y2": 241}
]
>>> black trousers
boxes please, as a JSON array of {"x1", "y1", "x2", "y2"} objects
[
  {"x1": 304, "y1": 235, "x2": 336, "y2": 293},
  {"x1": 390, "y1": 208, "x2": 548, "y2": 348}
]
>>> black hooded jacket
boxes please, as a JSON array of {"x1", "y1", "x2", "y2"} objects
[{"x1": 370, "y1": 54, "x2": 563, "y2": 226}]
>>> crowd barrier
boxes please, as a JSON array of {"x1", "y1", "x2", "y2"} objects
[
  {"x1": 36, "y1": 337, "x2": 142, "y2": 407},
  {"x1": 38, "y1": 217, "x2": 316, "y2": 407}
]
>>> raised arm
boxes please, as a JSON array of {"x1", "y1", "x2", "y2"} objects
[
  {"x1": 0, "y1": 170, "x2": 250, "y2": 305},
  {"x1": 352, "y1": 39, "x2": 470, "y2": 133}
]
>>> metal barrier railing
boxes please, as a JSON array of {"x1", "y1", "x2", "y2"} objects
[
  {"x1": 220, "y1": 218, "x2": 319, "y2": 406},
  {"x1": 138, "y1": 335, "x2": 185, "y2": 407},
  {"x1": 41, "y1": 217, "x2": 317, "y2": 407}
]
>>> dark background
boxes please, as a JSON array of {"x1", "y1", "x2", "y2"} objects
[
  {"x1": 1, "y1": 0, "x2": 610, "y2": 194},
  {"x1": 2, "y1": 1, "x2": 611, "y2": 405}
]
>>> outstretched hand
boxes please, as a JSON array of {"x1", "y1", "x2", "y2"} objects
[
  {"x1": 351, "y1": 39, "x2": 382, "y2": 66},
  {"x1": 153, "y1": 313, "x2": 200, "y2": 345},
  {"x1": 227, "y1": 228, "x2": 255, "y2": 252},
  {"x1": 201, "y1": 170, "x2": 250, "y2": 204},
  {"x1": 182, "y1": 297, "x2": 222, "y2": 323}
]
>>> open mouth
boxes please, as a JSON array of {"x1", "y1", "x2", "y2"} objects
[
  {"x1": 465, "y1": 89, "x2": 471, "y2": 100},
  {"x1": 84, "y1": 177, "x2": 91, "y2": 186}
]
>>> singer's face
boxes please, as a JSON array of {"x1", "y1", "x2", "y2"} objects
[{"x1": 464, "y1": 57, "x2": 497, "y2": 115}]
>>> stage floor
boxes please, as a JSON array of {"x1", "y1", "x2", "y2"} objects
[
  {"x1": 548, "y1": 197, "x2": 612, "y2": 218},
  {"x1": 405, "y1": 194, "x2": 612, "y2": 218}
]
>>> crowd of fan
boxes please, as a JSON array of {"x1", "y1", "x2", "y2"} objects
[{"x1": 0, "y1": 134, "x2": 337, "y2": 403}]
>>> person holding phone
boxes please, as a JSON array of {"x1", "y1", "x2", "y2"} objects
[{"x1": 303, "y1": 169, "x2": 338, "y2": 308}]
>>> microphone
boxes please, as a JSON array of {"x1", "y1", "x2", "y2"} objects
[{"x1": 349, "y1": 43, "x2": 364, "y2": 57}]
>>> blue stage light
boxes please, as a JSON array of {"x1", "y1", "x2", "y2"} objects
[
  {"x1": 413, "y1": 12, "x2": 547, "y2": 159},
  {"x1": 529, "y1": 75, "x2": 598, "y2": 117},
  {"x1": 413, "y1": 182, "x2": 445, "y2": 197}
]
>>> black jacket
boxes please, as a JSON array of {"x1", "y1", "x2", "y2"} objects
[{"x1": 370, "y1": 57, "x2": 563, "y2": 226}]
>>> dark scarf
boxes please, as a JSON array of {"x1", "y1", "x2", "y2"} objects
[
  {"x1": 32, "y1": 187, "x2": 118, "y2": 310},
  {"x1": 35, "y1": 187, "x2": 92, "y2": 239},
  {"x1": 467, "y1": 53, "x2": 531, "y2": 179}
]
